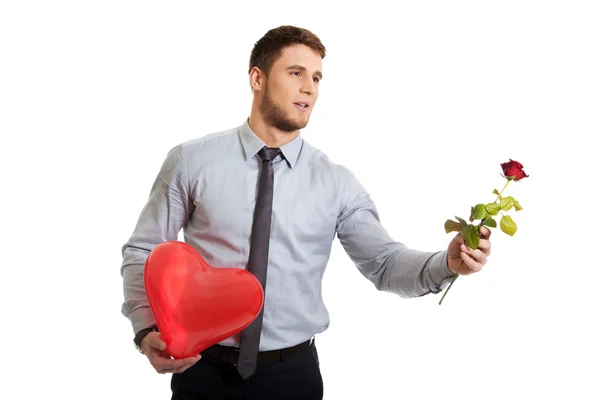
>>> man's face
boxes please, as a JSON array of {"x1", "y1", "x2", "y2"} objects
[{"x1": 259, "y1": 44, "x2": 323, "y2": 132}]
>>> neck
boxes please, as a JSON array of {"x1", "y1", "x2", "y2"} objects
[{"x1": 248, "y1": 111, "x2": 299, "y2": 148}]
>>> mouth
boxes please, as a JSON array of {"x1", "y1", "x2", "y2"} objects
[{"x1": 294, "y1": 102, "x2": 310, "y2": 112}]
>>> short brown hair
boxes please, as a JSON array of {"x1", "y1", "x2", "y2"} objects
[{"x1": 249, "y1": 25, "x2": 326, "y2": 76}]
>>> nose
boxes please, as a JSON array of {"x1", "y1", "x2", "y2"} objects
[{"x1": 300, "y1": 77, "x2": 316, "y2": 95}]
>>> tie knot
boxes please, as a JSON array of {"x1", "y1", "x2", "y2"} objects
[{"x1": 257, "y1": 147, "x2": 281, "y2": 162}]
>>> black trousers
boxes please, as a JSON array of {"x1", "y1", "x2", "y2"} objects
[{"x1": 171, "y1": 340, "x2": 324, "y2": 400}]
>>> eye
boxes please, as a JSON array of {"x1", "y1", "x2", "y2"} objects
[
  {"x1": 292, "y1": 71, "x2": 301, "y2": 77},
  {"x1": 313, "y1": 77, "x2": 320, "y2": 83}
]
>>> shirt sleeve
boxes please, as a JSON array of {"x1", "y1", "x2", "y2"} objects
[
  {"x1": 335, "y1": 169, "x2": 454, "y2": 297},
  {"x1": 120, "y1": 144, "x2": 194, "y2": 334}
]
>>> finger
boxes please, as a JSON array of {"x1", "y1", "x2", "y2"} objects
[
  {"x1": 476, "y1": 238, "x2": 492, "y2": 254},
  {"x1": 147, "y1": 335, "x2": 167, "y2": 351},
  {"x1": 461, "y1": 244, "x2": 488, "y2": 265},
  {"x1": 156, "y1": 358, "x2": 199, "y2": 374},
  {"x1": 152, "y1": 354, "x2": 201, "y2": 373},
  {"x1": 172, "y1": 360, "x2": 199, "y2": 374},
  {"x1": 452, "y1": 233, "x2": 465, "y2": 245},
  {"x1": 153, "y1": 357, "x2": 190, "y2": 372},
  {"x1": 479, "y1": 226, "x2": 492, "y2": 239},
  {"x1": 461, "y1": 251, "x2": 483, "y2": 273}
]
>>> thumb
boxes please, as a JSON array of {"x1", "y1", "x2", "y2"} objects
[
  {"x1": 452, "y1": 232, "x2": 464, "y2": 245},
  {"x1": 147, "y1": 332, "x2": 167, "y2": 351}
]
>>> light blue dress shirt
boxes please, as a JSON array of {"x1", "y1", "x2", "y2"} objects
[{"x1": 121, "y1": 119, "x2": 454, "y2": 351}]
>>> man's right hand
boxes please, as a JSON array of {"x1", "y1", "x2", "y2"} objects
[{"x1": 141, "y1": 331, "x2": 202, "y2": 374}]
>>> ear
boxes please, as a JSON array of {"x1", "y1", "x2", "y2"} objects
[{"x1": 249, "y1": 66, "x2": 265, "y2": 92}]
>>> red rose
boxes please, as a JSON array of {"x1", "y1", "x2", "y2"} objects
[{"x1": 501, "y1": 159, "x2": 528, "y2": 181}]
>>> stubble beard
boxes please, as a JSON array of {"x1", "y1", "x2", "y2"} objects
[{"x1": 260, "y1": 84, "x2": 308, "y2": 133}]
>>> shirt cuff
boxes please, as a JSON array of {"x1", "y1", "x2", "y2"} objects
[{"x1": 428, "y1": 250, "x2": 455, "y2": 292}]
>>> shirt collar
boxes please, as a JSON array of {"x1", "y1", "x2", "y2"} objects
[{"x1": 238, "y1": 118, "x2": 303, "y2": 168}]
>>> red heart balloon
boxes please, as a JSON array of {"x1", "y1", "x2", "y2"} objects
[{"x1": 144, "y1": 241, "x2": 264, "y2": 359}]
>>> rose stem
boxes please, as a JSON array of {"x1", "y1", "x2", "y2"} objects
[{"x1": 438, "y1": 260, "x2": 463, "y2": 305}]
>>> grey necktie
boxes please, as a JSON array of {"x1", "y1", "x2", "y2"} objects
[{"x1": 236, "y1": 146, "x2": 280, "y2": 379}]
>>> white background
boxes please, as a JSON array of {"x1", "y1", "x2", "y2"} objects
[{"x1": 1, "y1": 1, "x2": 599, "y2": 399}]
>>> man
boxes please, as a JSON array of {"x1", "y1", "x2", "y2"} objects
[{"x1": 120, "y1": 25, "x2": 492, "y2": 399}]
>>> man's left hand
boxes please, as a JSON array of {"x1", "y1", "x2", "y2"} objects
[{"x1": 447, "y1": 226, "x2": 492, "y2": 275}]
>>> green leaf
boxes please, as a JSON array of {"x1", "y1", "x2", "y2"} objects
[
  {"x1": 493, "y1": 188, "x2": 503, "y2": 200},
  {"x1": 456, "y1": 216, "x2": 468, "y2": 229},
  {"x1": 514, "y1": 201, "x2": 523, "y2": 211},
  {"x1": 500, "y1": 215, "x2": 517, "y2": 236},
  {"x1": 485, "y1": 203, "x2": 501, "y2": 216},
  {"x1": 471, "y1": 204, "x2": 488, "y2": 220},
  {"x1": 500, "y1": 196, "x2": 515, "y2": 211},
  {"x1": 482, "y1": 217, "x2": 497, "y2": 228},
  {"x1": 463, "y1": 224, "x2": 480, "y2": 250},
  {"x1": 469, "y1": 206, "x2": 475, "y2": 222},
  {"x1": 444, "y1": 219, "x2": 463, "y2": 234}
]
